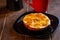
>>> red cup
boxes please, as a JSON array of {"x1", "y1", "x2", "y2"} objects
[{"x1": 24, "y1": 0, "x2": 49, "y2": 12}]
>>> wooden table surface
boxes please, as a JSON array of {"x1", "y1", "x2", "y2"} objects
[{"x1": 0, "y1": 0, "x2": 60, "y2": 40}]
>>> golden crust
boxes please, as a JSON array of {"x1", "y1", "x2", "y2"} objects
[{"x1": 23, "y1": 13, "x2": 50, "y2": 30}]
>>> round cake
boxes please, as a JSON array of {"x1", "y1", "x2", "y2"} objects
[{"x1": 23, "y1": 13, "x2": 51, "y2": 31}]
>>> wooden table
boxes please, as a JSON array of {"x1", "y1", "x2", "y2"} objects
[{"x1": 0, "y1": 0, "x2": 60, "y2": 40}]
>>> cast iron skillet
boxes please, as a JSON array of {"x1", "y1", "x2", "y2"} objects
[{"x1": 13, "y1": 11, "x2": 59, "y2": 38}]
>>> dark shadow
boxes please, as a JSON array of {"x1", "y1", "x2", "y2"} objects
[{"x1": 0, "y1": 7, "x2": 10, "y2": 14}]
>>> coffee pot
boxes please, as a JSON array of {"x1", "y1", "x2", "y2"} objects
[{"x1": 24, "y1": 0, "x2": 49, "y2": 12}]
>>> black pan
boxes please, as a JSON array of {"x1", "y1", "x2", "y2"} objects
[{"x1": 13, "y1": 11, "x2": 59, "y2": 38}]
